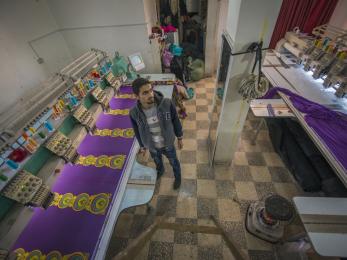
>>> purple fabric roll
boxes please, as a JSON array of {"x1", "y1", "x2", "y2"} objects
[
  {"x1": 77, "y1": 134, "x2": 133, "y2": 156},
  {"x1": 263, "y1": 87, "x2": 347, "y2": 171},
  {"x1": 11, "y1": 84, "x2": 138, "y2": 258}
]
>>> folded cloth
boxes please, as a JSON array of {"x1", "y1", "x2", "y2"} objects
[{"x1": 262, "y1": 87, "x2": 347, "y2": 172}]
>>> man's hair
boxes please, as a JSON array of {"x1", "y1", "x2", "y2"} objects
[{"x1": 132, "y1": 78, "x2": 150, "y2": 95}]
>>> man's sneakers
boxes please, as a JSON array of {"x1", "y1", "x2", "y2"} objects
[{"x1": 173, "y1": 178, "x2": 181, "y2": 190}]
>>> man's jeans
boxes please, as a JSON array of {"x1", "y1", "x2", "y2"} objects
[{"x1": 150, "y1": 146, "x2": 181, "y2": 180}]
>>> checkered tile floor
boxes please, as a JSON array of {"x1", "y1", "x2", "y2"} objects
[{"x1": 106, "y1": 78, "x2": 305, "y2": 260}]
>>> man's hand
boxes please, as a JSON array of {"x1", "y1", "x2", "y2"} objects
[
  {"x1": 177, "y1": 139, "x2": 183, "y2": 150},
  {"x1": 139, "y1": 147, "x2": 147, "y2": 155}
]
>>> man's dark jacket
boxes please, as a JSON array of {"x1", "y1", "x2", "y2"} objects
[{"x1": 130, "y1": 91, "x2": 183, "y2": 151}]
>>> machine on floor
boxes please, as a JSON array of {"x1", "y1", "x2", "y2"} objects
[{"x1": 245, "y1": 194, "x2": 294, "y2": 243}]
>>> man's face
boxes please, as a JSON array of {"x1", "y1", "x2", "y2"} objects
[{"x1": 137, "y1": 83, "x2": 155, "y2": 107}]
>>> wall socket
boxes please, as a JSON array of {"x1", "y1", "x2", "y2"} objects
[{"x1": 37, "y1": 57, "x2": 44, "y2": 64}]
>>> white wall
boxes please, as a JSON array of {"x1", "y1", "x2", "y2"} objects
[
  {"x1": 205, "y1": 0, "x2": 220, "y2": 75},
  {"x1": 47, "y1": 0, "x2": 146, "y2": 28},
  {"x1": 226, "y1": 0, "x2": 242, "y2": 42},
  {"x1": 215, "y1": 0, "x2": 229, "y2": 68},
  {"x1": 143, "y1": 0, "x2": 158, "y2": 35},
  {"x1": 46, "y1": 0, "x2": 161, "y2": 73},
  {"x1": 205, "y1": 0, "x2": 241, "y2": 75},
  {"x1": 329, "y1": 0, "x2": 347, "y2": 29},
  {"x1": 233, "y1": 0, "x2": 282, "y2": 51},
  {"x1": 0, "y1": 0, "x2": 161, "y2": 117},
  {"x1": 0, "y1": 0, "x2": 72, "y2": 116}
]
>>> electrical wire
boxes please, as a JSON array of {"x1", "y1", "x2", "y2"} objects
[{"x1": 238, "y1": 73, "x2": 269, "y2": 101}]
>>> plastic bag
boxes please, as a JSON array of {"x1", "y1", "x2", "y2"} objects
[{"x1": 162, "y1": 49, "x2": 174, "y2": 68}]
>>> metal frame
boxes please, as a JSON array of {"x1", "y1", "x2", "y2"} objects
[{"x1": 262, "y1": 54, "x2": 347, "y2": 187}]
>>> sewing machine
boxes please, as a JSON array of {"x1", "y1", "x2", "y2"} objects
[
  {"x1": 302, "y1": 40, "x2": 326, "y2": 71},
  {"x1": 274, "y1": 24, "x2": 347, "y2": 99},
  {"x1": 275, "y1": 24, "x2": 347, "y2": 65},
  {"x1": 335, "y1": 81, "x2": 347, "y2": 98},
  {"x1": 330, "y1": 76, "x2": 347, "y2": 98},
  {"x1": 73, "y1": 105, "x2": 96, "y2": 130},
  {"x1": 105, "y1": 71, "x2": 122, "y2": 94},
  {"x1": 323, "y1": 57, "x2": 347, "y2": 87},
  {"x1": 275, "y1": 31, "x2": 313, "y2": 62},
  {"x1": 311, "y1": 50, "x2": 336, "y2": 79},
  {"x1": 1, "y1": 170, "x2": 53, "y2": 208}
]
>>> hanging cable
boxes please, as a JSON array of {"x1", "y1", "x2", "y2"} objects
[{"x1": 237, "y1": 41, "x2": 269, "y2": 101}]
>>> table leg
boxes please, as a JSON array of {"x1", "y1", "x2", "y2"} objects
[{"x1": 251, "y1": 119, "x2": 265, "y2": 145}]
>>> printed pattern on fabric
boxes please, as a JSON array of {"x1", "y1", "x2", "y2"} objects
[
  {"x1": 115, "y1": 94, "x2": 136, "y2": 99},
  {"x1": 50, "y1": 192, "x2": 111, "y2": 215},
  {"x1": 13, "y1": 248, "x2": 89, "y2": 260},
  {"x1": 93, "y1": 128, "x2": 134, "y2": 138},
  {"x1": 75, "y1": 155, "x2": 126, "y2": 169},
  {"x1": 105, "y1": 109, "x2": 130, "y2": 115}
]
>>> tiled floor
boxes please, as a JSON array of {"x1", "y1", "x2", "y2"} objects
[{"x1": 106, "y1": 78, "x2": 305, "y2": 259}]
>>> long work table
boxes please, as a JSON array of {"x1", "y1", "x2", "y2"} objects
[
  {"x1": 262, "y1": 51, "x2": 347, "y2": 187},
  {"x1": 5, "y1": 76, "x2": 174, "y2": 260}
]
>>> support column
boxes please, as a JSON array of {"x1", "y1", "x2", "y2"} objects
[{"x1": 212, "y1": 0, "x2": 282, "y2": 164}]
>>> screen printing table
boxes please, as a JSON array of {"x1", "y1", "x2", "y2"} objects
[
  {"x1": 6, "y1": 75, "x2": 174, "y2": 260},
  {"x1": 261, "y1": 51, "x2": 347, "y2": 187}
]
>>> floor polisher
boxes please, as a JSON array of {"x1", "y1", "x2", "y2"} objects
[{"x1": 245, "y1": 194, "x2": 294, "y2": 243}]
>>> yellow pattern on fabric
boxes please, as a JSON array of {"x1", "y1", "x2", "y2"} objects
[
  {"x1": 75, "y1": 154, "x2": 126, "y2": 169},
  {"x1": 13, "y1": 248, "x2": 89, "y2": 260},
  {"x1": 115, "y1": 94, "x2": 136, "y2": 99},
  {"x1": 105, "y1": 109, "x2": 129, "y2": 115},
  {"x1": 50, "y1": 192, "x2": 111, "y2": 215},
  {"x1": 94, "y1": 128, "x2": 134, "y2": 138}
]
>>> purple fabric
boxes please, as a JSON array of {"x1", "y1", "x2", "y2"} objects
[
  {"x1": 109, "y1": 85, "x2": 135, "y2": 109},
  {"x1": 11, "y1": 85, "x2": 137, "y2": 257},
  {"x1": 109, "y1": 98, "x2": 136, "y2": 110},
  {"x1": 77, "y1": 134, "x2": 133, "y2": 156},
  {"x1": 11, "y1": 164, "x2": 124, "y2": 255},
  {"x1": 263, "y1": 87, "x2": 347, "y2": 171},
  {"x1": 162, "y1": 49, "x2": 174, "y2": 68},
  {"x1": 96, "y1": 113, "x2": 132, "y2": 130},
  {"x1": 119, "y1": 85, "x2": 133, "y2": 94},
  {"x1": 96, "y1": 96, "x2": 134, "y2": 130}
]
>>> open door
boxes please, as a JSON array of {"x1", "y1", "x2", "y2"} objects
[{"x1": 208, "y1": 33, "x2": 233, "y2": 165}]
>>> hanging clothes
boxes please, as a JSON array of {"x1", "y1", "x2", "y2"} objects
[{"x1": 170, "y1": 56, "x2": 186, "y2": 83}]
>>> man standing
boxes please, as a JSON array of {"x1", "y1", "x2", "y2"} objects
[{"x1": 130, "y1": 78, "x2": 183, "y2": 189}]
